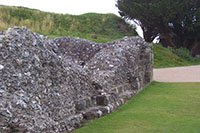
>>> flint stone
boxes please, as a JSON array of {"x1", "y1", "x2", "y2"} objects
[
  {"x1": 0, "y1": 27, "x2": 153, "y2": 133},
  {"x1": 96, "y1": 95, "x2": 110, "y2": 106}
]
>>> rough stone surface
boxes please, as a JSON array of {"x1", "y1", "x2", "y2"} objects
[{"x1": 0, "y1": 27, "x2": 153, "y2": 133}]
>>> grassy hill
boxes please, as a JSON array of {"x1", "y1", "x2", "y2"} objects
[
  {"x1": 1, "y1": 5, "x2": 200, "y2": 68},
  {"x1": 0, "y1": 5, "x2": 137, "y2": 42},
  {"x1": 153, "y1": 44, "x2": 200, "y2": 68}
]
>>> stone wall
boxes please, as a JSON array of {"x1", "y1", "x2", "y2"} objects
[{"x1": 0, "y1": 27, "x2": 153, "y2": 133}]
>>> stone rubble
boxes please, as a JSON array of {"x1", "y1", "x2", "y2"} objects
[{"x1": 0, "y1": 27, "x2": 153, "y2": 133}]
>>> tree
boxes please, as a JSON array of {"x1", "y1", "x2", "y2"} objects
[{"x1": 117, "y1": 0, "x2": 200, "y2": 56}]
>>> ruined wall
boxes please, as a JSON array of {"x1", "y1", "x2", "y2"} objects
[{"x1": 0, "y1": 27, "x2": 153, "y2": 133}]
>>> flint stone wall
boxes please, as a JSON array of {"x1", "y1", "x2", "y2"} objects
[{"x1": 0, "y1": 27, "x2": 153, "y2": 133}]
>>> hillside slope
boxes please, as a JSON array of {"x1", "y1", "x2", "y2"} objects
[
  {"x1": 1, "y1": 5, "x2": 199, "y2": 68},
  {"x1": 0, "y1": 5, "x2": 137, "y2": 42},
  {"x1": 153, "y1": 44, "x2": 200, "y2": 68}
]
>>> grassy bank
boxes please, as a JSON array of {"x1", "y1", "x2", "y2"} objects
[
  {"x1": 153, "y1": 44, "x2": 200, "y2": 68},
  {"x1": 74, "y1": 82, "x2": 200, "y2": 133},
  {"x1": 0, "y1": 5, "x2": 137, "y2": 42},
  {"x1": 1, "y1": 5, "x2": 200, "y2": 68}
]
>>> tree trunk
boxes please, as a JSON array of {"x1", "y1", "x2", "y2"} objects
[
  {"x1": 141, "y1": 26, "x2": 156, "y2": 42},
  {"x1": 159, "y1": 32, "x2": 176, "y2": 47},
  {"x1": 188, "y1": 39, "x2": 200, "y2": 57},
  {"x1": 142, "y1": 25, "x2": 200, "y2": 57},
  {"x1": 160, "y1": 33, "x2": 200, "y2": 57},
  {"x1": 143, "y1": 30, "x2": 154, "y2": 42}
]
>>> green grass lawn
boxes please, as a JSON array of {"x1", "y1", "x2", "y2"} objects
[{"x1": 74, "y1": 82, "x2": 200, "y2": 133}]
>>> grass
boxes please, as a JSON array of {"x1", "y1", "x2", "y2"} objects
[
  {"x1": 0, "y1": 5, "x2": 137, "y2": 42},
  {"x1": 2, "y1": 5, "x2": 200, "y2": 133},
  {"x1": 74, "y1": 82, "x2": 200, "y2": 133},
  {"x1": 1, "y1": 6, "x2": 200, "y2": 67},
  {"x1": 153, "y1": 44, "x2": 200, "y2": 68}
]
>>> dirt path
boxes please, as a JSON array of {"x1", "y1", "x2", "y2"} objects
[{"x1": 153, "y1": 65, "x2": 200, "y2": 82}]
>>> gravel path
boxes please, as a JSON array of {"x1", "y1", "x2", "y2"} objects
[{"x1": 153, "y1": 65, "x2": 200, "y2": 82}]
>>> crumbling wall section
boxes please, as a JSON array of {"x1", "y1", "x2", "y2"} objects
[{"x1": 0, "y1": 27, "x2": 153, "y2": 133}]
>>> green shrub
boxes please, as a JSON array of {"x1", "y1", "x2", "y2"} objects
[
  {"x1": 153, "y1": 44, "x2": 200, "y2": 68},
  {"x1": 170, "y1": 47, "x2": 192, "y2": 60}
]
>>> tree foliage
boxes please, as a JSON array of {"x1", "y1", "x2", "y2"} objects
[{"x1": 117, "y1": 0, "x2": 200, "y2": 56}]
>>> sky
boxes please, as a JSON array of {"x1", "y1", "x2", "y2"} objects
[
  {"x1": 0, "y1": 0, "x2": 119, "y2": 15},
  {"x1": 0, "y1": 0, "x2": 143, "y2": 37}
]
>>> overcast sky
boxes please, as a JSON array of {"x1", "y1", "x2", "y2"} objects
[
  {"x1": 0, "y1": 0, "x2": 143, "y2": 37},
  {"x1": 0, "y1": 0, "x2": 119, "y2": 15}
]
